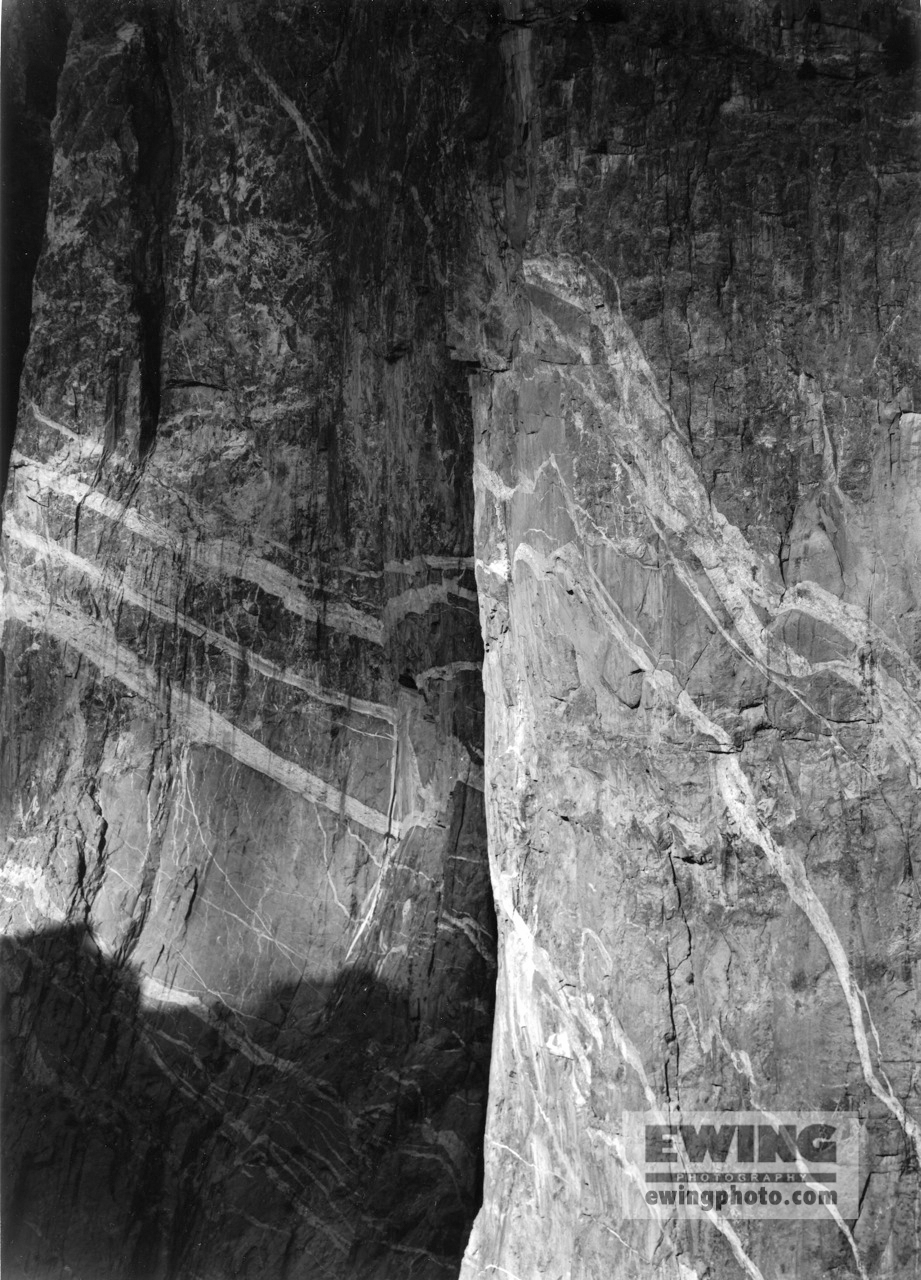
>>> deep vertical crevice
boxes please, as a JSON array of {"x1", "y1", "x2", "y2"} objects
[
  {"x1": 128, "y1": 22, "x2": 176, "y2": 460},
  {"x1": 0, "y1": 0, "x2": 71, "y2": 497}
]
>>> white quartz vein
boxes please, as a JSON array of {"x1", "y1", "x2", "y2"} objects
[
  {"x1": 138, "y1": 1023, "x2": 353, "y2": 1261},
  {"x1": 520, "y1": 256, "x2": 921, "y2": 780},
  {"x1": 10, "y1": 453, "x2": 384, "y2": 644},
  {"x1": 495, "y1": 260, "x2": 921, "y2": 1155},
  {"x1": 718, "y1": 753, "x2": 921, "y2": 1170},
  {"x1": 708, "y1": 1019, "x2": 870, "y2": 1280},
  {"x1": 5, "y1": 590, "x2": 396, "y2": 836},
  {"x1": 494, "y1": 901, "x2": 765, "y2": 1280},
  {"x1": 473, "y1": 256, "x2": 921, "y2": 1279},
  {"x1": 226, "y1": 3, "x2": 345, "y2": 211},
  {"x1": 382, "y1": 581, "x2": 478, "y2": 628}
]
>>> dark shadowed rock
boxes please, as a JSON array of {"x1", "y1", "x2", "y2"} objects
[{"x1": 2, "y1": 2, "x2": 495, "y2": 1276}]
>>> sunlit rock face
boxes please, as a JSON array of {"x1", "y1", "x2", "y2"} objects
[
  {"x1": 462, "y1": 5, "x2": 921, "y2": 1280},
  {"x1": 1, "y1": 3, "x2": 496, "y2": 1276},
  {"x1": 3, "y1": 2, "x2": 921, "y2": 1280}
]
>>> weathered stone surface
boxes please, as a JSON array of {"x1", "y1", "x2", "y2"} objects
[
  {"x1": 463, "y1": 5, "x2": 921, "y2": 1280},
  {"x1": 2, "y1": 2, "x2": 921, "y2": 1279},
  {"x1": 1, "y1": 3, "x2": 495, "y2": 1276}
]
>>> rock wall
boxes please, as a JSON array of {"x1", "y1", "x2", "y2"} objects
[
  {"x1": 463, "y1": 4, "x2": 921, "y2": 1280},
  {"x1": 1, "y1": 4, "x2": 497, "y2": 1277},
  {"x1": 2, "y1": 3, "x2": 921, "y2": 1280}
]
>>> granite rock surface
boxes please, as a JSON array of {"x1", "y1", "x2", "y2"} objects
[
  {"x1": 2, "y1": 3, "x2": 495, "y2": 1277},
  {"x1": 462, "y1": 4, "x2": 921, "y2": 1280},
  {"x1": 2, "y1": 3, "x2": 921, "y2": 1280}
]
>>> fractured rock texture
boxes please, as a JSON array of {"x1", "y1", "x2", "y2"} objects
[
  {"x1": 2, "y1": 3, "x2": 495, "y2": 1277},
  {"x1": 463, "y1": 4, "x2": 921, "y2": 1280},
  {"x1": 2, "y1": 2, "x2": 921, "y2": 1280}
]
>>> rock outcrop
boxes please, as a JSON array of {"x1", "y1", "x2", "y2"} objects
[
  {"x1": 2, "y1": 3, "x2": 920, "y2": 1280},
  {"x1": 1, "y1": 4, "x2": 495, "y2": 1277},
  {"x1": 463, "y1": 5, "x2": 921, "y2": 1280}
]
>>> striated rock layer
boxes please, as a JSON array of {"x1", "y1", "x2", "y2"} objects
[
  {"x1": 1, "y1": 3, "x2": 497, "y2": 1277},
  {"x1": 2, "y1": 2, "x2": 921, "y2": 1280}
]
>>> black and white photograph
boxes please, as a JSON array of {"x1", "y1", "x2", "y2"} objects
[{"x1": 0, "y1": 1, "x2": 919, "y2": 1277}]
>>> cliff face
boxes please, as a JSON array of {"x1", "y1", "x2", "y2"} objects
[
  {"x1": 1, "y1": 4, "x2": 496, "y2": 1277},
  {"x1": 2, "y1": 3, "x2": 921, "y2": 1280},
  {"x1": 463, "y1": 7, "x2": 921, "y2": 1280}
]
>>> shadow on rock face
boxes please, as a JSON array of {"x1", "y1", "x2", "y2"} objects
[{"x1": 2, "y1": 923, "x2": 492, "y2": 1280}]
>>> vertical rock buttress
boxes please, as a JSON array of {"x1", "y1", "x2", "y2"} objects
[
  {"x1": 1, "y1": 3, "x2": 500, "y2": 1277},
  {"x1": 462, "y1": 3, "x2": 921, "y2": 1280}
]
